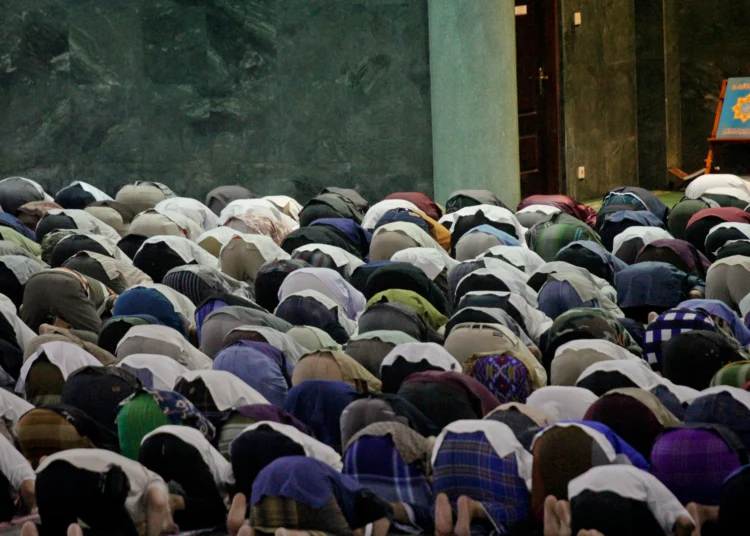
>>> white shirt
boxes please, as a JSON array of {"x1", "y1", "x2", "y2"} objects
[
  {"x1": 568, "y1": 465, "x2": 693, "y2": 533},
  {"x1": 141, "y1": 425, "x2": 232, "y2": 486},
  {"x1": 0, "y1": 433, "x2": 35, "y2": 489},
  {"x1": 381, "y1": 342, "x2": 461, "y2": 373},
  {"x1": 526, "y1": 386, "x2": 598, "y2": 422},
  {"x1": 177, "y1": 370, "x2": 269, "y2": 410},
  {"x1": 17, "y1": 341, "x2": 102, "y2": 395},
  {"x1": 37, "y1": 449, "x2": 168, "y2": 526},
  {"x1": 117, "y1": 354, "x2": 189, "y2": 391},
  {"x1": 232, "y1": 421, "x2": 342, "y2": 471}
]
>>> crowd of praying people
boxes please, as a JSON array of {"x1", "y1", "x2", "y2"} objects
[{"x1": 0, "y1": 175, "x2": 747, "y2": 535}]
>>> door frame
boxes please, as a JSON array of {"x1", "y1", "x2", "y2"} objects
[{"x1": 542, "y1": 0, "x2": 563, "y2": 194}]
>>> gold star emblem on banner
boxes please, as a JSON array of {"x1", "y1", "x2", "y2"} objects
[{"x1": 733, "y1": 94, "x2": 750, "y2": 123}]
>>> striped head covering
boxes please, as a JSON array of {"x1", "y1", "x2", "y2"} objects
[{"x1": 712, "y1": 362, "x2": 750, "y2": 389}]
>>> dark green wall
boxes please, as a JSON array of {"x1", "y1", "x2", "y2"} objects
[
  {"x1": 677, "y1": 1, "x2": 750, "y2": 172},
  {"x1": 0, "y1": 0, "x2": 433, "y2": 203}
]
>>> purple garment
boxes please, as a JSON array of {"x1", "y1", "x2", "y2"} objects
[
  {"x1": 650, "y1": 428, "x2": 744, "y2": 505},
  {"x1": 283, "y1": 381, "x2": 359, "y2": 452},
  {"x1": 636, "y1": 238, "x2": 711, "y2": 279},
  {"x1": 679, "y1": 298, "x2": 750, "y2": 347},
  {"x1": 310, "y1": 218, "x2": 372, "y2": 258},
  {"x1": 234, "y1": 404, "x2": 312, "y2": 436},
  {"x1": 251, "y1": 456, "x2": 367, "y2": 512},
  {"x1": 213, "y1": 341, "x2": 293, "y2": 407},
  {"x1": 537, "y1": 279, "x2": 597, "y2": 320},
  {"x1": 195, "y1": 298, "x2": 229, "y2": 345}
]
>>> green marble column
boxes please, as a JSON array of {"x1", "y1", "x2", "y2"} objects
[{"x1": 428, "y1": 0, "x2": 520, "y2": 208}]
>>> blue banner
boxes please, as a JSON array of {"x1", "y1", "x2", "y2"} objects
[{"x1": 717, "y1": 77, "x2": 750, "y2": 138}]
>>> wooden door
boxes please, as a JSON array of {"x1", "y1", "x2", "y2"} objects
[{"x1": 515, "y1": 0, "x2": 561, "y2": 198}]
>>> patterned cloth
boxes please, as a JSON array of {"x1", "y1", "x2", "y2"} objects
[
  {"x1": 344, "y1": 434, "x2": 433, "y2": 512},
  {"x1": 122, "y1": 388, "x2": 215, "y2": 440},
  {"x1": 650, "y1": 427, "x2": 744, "y2": 505},
  {"x1": 466, "y1": 354, "x2": 534, "y2": 404},
  {"x1": 17, "y1": 408, "x2": 95, "y2": 467},
  {"x1": 711, "y1": 362, "x2": 750, "y2": 388},
  {"x1": 225, "y1": 214, "x2": 290, "y2": 245},
  {"x1": 533, "y1": 223, "x2": 602, "y2": 262},
  {"x1": 643, "y1": 308, "x2": 716, "y2": 367},
  {"x1": 433, "y1": 431, "x2": 530, "y2": 535},
  {"x1": 545, "y1": 308, "x2": 643, "y2": 362}
]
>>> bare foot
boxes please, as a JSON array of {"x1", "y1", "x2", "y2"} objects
[
  {"x1": 146, "y1": 486, "x2": 176, "y2": 536},
  {"x1": 20, "y1": 522, "x2": 38, "y2": 536},
  {"x1": 683, "y1": 504, "x2": 716, "y2": 536},
  {"x1": 544, "y1": 496, "x2": 571, "y2": 536},
  {"x1": 647, "y1": 311, "x2": 658, "y2": 324},
  {"x1": 238, "y1": 525, "x2": 255, "y2": 536},
  {"x1": 371, "y1": 517, "x2": 391, "y2": 536},
  {"x1": 274, "y1": 530, "x2": 309, "y2": 536},
  {"x1": 435, "y1": 492, "x2": 454, "y2": 536},
  {"x1": 577, "y1": 531, "x2": 605, "y2": 536},
  {"x1": 228, "y1": 493, "x2": 249, "y2": 536},
  {"x1": 455, "y1": 495, "x2": 479, "y2": 536},
  {"x1": 67, "y1": 525, "x2": 84, "y2": 536}
]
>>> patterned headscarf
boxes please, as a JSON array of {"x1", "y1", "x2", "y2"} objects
[
  {"x1": 465, "y1": 353, "x2": 534, "y2": 404},
  {"x1": 544, "y1": 308, "x2": 642, "y2": 370}
]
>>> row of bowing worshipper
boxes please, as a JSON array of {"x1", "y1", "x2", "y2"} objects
[{"x1": 0, "y1": 176, "x2": 750, "y2": 534}]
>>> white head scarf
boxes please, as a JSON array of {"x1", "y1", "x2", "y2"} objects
[{"x1": 17, "y1": 341, "x2": 101, "y2": 394}]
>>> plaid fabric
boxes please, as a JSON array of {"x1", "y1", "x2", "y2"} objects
[
  {"x1": 18, "y1": 409, "x2": 94, "y2": 466},
  {"x1": 343, "y1": 435, "x2": 433, "y2": 508},
  {"x1": 643, "y1": 308, "x2": 715, "y2": 366},
  {"x1": 433, "y1": 431, "x2": 530, "y2": 535},
  {"x1": 251, "y1": 496, "x2": 349, "y2": 536},
  {"x1": 650, "y1": 428, "x2": 743, "y2": 505}
]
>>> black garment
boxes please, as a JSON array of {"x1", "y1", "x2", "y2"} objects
[
  {"x1": 686, "y1": 216, "x2": 726, "y2": 255},
  {"x1": 139, "y1": 434, "x2": 227, "y2": 530},
  {"x1": 570, "y1": 490, "x2": 665, "y2": 536},
  {"x1": 575, "y1": 371, "x2": 640, "y2": 397},
  {"x1": 253, "y1": 260, "x2": 311, "y2": 313},
  {"x1": 704, "y1": 226, "x2": 750, "y2": 260},
  {"x1": 62, "y1": 254, "x2": 126, "y2": 294},
  {"x1": 454, "y1": 293, "x2": 529, "y2": 335},
  {"x1": 364, "y1": 263, "x2": 451, "y2": 317},
  {"x1": 716, "y1": 239, "x2": 750, "y2": 261},
  {"x1": 54, "y1": 187, "x2": 96, "y2": 210},
  {"x1": 133, "y1": 242, "x2": 195, "y2": 284},
  {"x1": 44, "y1": 405, "x2": 120, "y2": 453},
  {"x1": 280, "y1": 226, "x2": 362, "y2": 258},
  {"x1": 661, "y1": 331, "x2": 743, "y2": 391},
  {"x1": 358, "y1": 303, "x2": 442, "y2": 344},
  {"x1": 350, "y1": 261, "x2": 395, "y2": 294},
  {"x1": 275, "y1": 296, "x2": 350, "y2": 345},
  {"x1": 720, "y1": 466, "x2": 750, "y2": 535},
  {"x1": 453, "y1": 271, "x2": 510, "y2": 306},
  {"x1": 230, "y1": 426, "x2": 306, "y2": 497},
  {"x1": 554, "y1": 244, "x2": 616, "y2": 286},
  {"x1": 604, "y1": 186, "x2": 670, "y2": 223},
  {"x1": 61, "y1": 366, "x2": 141, "y2": 434},
  {"x1": 396, "y1": 382, "x2": 478, "y2": 429},
  {"x1": 36, "y1": 214, "x2": 77, "y2": 245},
  {"x1": 484, "y1": 407, "x2": 540, "y2": 451},
  {"x1": 50, "y1": 235, "x2": 111, "y2": 268},
  {"x1": 117, "y1": 234, "x2": 148, "y2": 260},
  {"x1": 380, "y1": 356, "x2": 445, "y2": 394},
  {"x1": 36, "y1": 460, "x2": 137, "y2": 536},
  {"x1": 450, "y1": 210, "x2": 519, "y2": 253}
]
